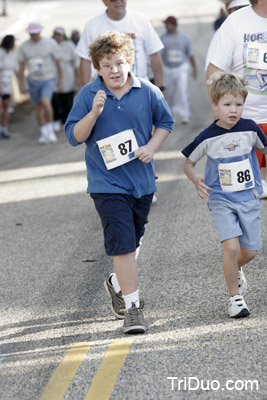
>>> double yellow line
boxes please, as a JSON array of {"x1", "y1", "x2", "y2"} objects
[{"x1": 39, "y1": 340, "x2": 132, "y2": 400}]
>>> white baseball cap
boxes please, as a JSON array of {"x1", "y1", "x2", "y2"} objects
[
  {"x1": 54, "y1": 27, "x2": 65, "y2": 36},
  {"x1": 26, "y1": 23, "x2": 43, "y2": 34},
  {"x1": 227, "y1": 0, "x2": 250, "y2": 10}
]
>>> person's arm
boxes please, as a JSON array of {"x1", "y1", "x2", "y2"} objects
[
  {"x1": 134, "y1": 128, "x2": 169, "y2": 163},
  {"x1": 189, "y1": 55, "x2": 197, "y2": 79},
  {"x1": 73, "y1": 89, "x2": 106, "y2": 143},
  {"x1": 55, "y1": 59, "x2": 63, "y2": 92},
  {"x1": 79, "y1": 58, "x2": 92, "y2": 87},
  {"x1": 256, "y1": 148, "x2": 267, "y2": 154},
  {"x1": 183, "y1": 158, "x2": 212, "y2": 199},
  {"x1": 18, "y1": 61, "x2": 27, "y2": 94},
  {"x1": 149, "y1": 52, "x2": 164, "y2": 88}
]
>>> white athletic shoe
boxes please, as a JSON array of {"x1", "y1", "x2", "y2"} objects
[
  {"x1": 38, "y1": 133, "x2": 48, "y2": 144},
  {"x1": 228, "y1": 295, "x2": 250, "y2": 318},
  {"x1": 47, "y1": 130, "x2": 58, "y2": 143},
  {"x1": 238, "y1": 268, "x2": 247, "y2": 297}
]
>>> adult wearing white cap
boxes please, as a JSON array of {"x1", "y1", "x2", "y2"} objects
[
  {"x1": 206, "y1": 0, "x2": 267, "y2": 198},
  {"x1": 205, "y1": 0, "x2": 250, "y2": 70},
  {"x1": 18, "y1": 23, "x2": 63, "y2": 143}
]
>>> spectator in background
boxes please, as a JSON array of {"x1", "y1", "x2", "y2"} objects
[
  {"x1": 71, "y1": 29, "x2": 80, "y2": 46},
  {"x1": 205, "y1": 0, "x2": 250, "y2": 71},
  {"x1": 52, "y1": 27, "x2": 80, "y2": 132},
  {"x1": 213, "y1": 7, "x2": 227, "y2": 31},
  {"x1": 206, "y1": 0, "x2": 267, "y2": 198},
  {"x1": 160, "y1": 16, "x2": 197, "y2": 125},
  {"x1": 18, "y1": 22, "x2": 62, "y2": 144},
  {"x1": 0, "y1": 35, "x2": 18, "y2": 139},
  {"x1": 76, "y1": 0, "x2": 165, "y2": 93}
]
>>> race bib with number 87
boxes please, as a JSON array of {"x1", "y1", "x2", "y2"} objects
[{"x1": 96, "y1": 129, "x2": 139, "y2": 170}]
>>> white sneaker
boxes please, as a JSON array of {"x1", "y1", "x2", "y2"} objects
[
  {"x1": 53, "y1": 120, "x2": 62, "y2": 132},
  {"x1": 238, "y1": 268, "x2": 247, "y2": 296},
  {"x1": 260, "y1": 180, "x2": 267, "y2": 199},
  {"x1": 228, "y1": 295, "x2": 250, "y2": 318},
  {"x1": 182, "y1": 118, "x2": 190, "y2": 125},
  {"x1": 39, "y1": 125, "x2": 49, "y2": 144},
  {"x1": 1, "y1": 127, "x2": 10, "y2": 138},
  {"x1": 38, "y1": 133, "x2": 48, "y2": 144},
  {"x1": 47, "y1": 130, "x2": 58, "y2": 143}
]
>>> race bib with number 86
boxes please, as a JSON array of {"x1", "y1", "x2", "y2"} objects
[{"x1": 218, "y1": 158, "x2": 255, "y2": 192}]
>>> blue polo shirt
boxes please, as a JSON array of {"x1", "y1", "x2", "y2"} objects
[{"x1": 65, "y1": 73, "x2": 174, "y2": 198}]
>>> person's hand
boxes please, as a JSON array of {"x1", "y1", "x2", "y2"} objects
[
  {"x1": 194, "y1": 177, "x2": 212, "y2": 199},
  {"x1": 20, "y1": 82, "x2": 28, "y2": 95},
  {"x1": 92, "y1": 90, "x2": 106, "y2": 117},
  {"x1": 134, "y1": 145, "x2": 154, "y2": 163},
  {"x1": 57, "y1": 80, "x2": 63, "y2": 92}
]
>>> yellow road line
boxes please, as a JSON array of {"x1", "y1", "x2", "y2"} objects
[
  {"x1": 84, "y1": 340, "x2": 132, "y2": 400},
  {"x1": 39, "y1": 342, "x2": 90, "y2": 400}
]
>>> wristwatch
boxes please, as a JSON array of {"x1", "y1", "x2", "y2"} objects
[{"x1": 158, "y1": 86, "x2": 166, "y2": 92}]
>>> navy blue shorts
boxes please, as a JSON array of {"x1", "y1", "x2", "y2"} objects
[{"x1": 90, "y1": 193, "x2": 153, "y2": 256}]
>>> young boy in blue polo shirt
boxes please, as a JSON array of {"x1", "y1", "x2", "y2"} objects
[
  {"x1": 182, "y1": 72, "x2": 267, "y2": 318},
  {"x1": 65, "y1": 31, "x2": 174, "y2": 334}
]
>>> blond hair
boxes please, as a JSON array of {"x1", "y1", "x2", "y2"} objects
[
  {"x1": 208, "y1": 72, "x2": 248, "y2": 104},
  {"x1": 89, "y1": 31, "x2": 135, "y2": 70}
]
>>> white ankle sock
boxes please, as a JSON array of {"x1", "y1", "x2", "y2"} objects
[
  {"x1": 123, "y1": 289, "x2": 140, "y2": 310},
  {"x1": 110, "y1": 273, "x2": 121, "y2": 294}
]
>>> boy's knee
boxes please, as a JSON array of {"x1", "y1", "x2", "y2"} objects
[
  {"x1": 242, "y1": 248, "x2": 257, "y2": 263},
  {"x1": 222, "y1": 240, "x2": 240, "y2": 258}
]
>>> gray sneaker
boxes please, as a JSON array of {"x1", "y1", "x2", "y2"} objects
[
  {"x1": 123, "y1": 303, "x2": 146, "y2": 334},
  {"x1": 104, "y1": 276, "x2": 126, "y2": 319}
]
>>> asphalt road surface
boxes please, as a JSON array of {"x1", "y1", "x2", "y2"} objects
[{"x1": 1, "y1": 1, "x2": 267, "y2": 400}]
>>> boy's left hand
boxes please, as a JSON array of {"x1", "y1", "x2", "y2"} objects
[{"x1": 134, "y1": 145, "x2": 154, "y2": 163}]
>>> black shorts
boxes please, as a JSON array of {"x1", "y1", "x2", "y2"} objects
[{"x1": 90, "y1": 192, "x2": 153, "y2": 256}]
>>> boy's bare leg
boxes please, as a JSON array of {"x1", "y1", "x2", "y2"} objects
[
  {"x1": 222, "y1": 238, "x2": 240, "y2": 297},
  {"x1": 34, "y1": 103, "x2": 46, "y2": 126},
  {"x1": 113, "y1": 251, "x2": 138, "y2": 296},
  {"x1": 222, "y1": 238, "x2": 257, "y2": 296},
  {"x1": 238, "y1": 247, "x2": 257, "y2": 269}
]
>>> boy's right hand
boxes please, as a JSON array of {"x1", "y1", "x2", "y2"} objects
[
  {"x1": 195, "y1": 177, "x2": 212, "y2": 199},
  {"x1": 92, "y1": 90, "x2": 106, "y2": 117}
]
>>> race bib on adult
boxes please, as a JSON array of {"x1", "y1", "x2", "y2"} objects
[
  {"x1": 246, "y1": 42, "x2": 267, "y2": 70},
  {"x1": 96, "y1": 129, "x2": 138, "y2": 170},
  {"x1": 166, "y1": 49, "x2": 185, "y2": 64},
  {"x1": 28, "y1": 57, "x2": 44, "y2": 74},
  {"x1": 218, "y1": 159, "x2": 255, "y2": 192}
]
